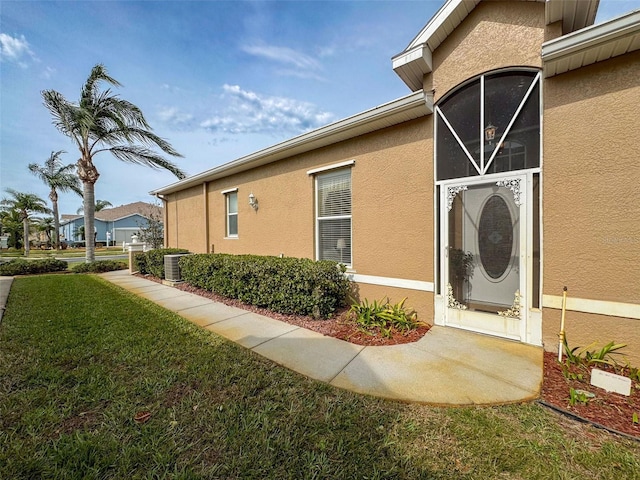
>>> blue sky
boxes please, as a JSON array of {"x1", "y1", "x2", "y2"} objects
[{"x1": 1, "y1": 0, "x2": 637, "y2": 217}]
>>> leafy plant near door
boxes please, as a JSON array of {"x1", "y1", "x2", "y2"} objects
[
  {"x1": 550, "y1": 335, "x2": 640, "y2": 433},
  {"x1": 349, "y1": 297, "x2": 422, "y2": 338},
  {"x1": 449, "y1": 247, "x2": 473, "y2": 301}
]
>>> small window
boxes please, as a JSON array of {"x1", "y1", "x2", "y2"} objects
[
  {"x1": 316, "y1": 169, "x2": 351, "y2": 265},
  {"x1": 226, "y1": 191, "x2": 238, "y2": 237}
]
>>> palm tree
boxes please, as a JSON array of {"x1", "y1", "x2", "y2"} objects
[
  {"x1": 0, "y1": 209, "x2": 24, "y2": 249},
  {"x1": 76, "y1": 199, "x2": 112, "y2": 215},
  {"x1": 42, "y1": 64, "x2": 185, "y2": 262},
  {"x1": 35, "y1": 216, "x2": 56, "y2": 247},
  {"x1": 0, "y1": 189, "x2": 51, "y2": 256},
  {"x1": 28, "y1": 150, "x2": 82, "y2": 250}
]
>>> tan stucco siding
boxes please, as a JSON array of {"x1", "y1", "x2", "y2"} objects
[
  {"x1": 430, "y1": 1, "x2": 545, "y2": 102},
  {"x1": 170, "y1": 185, "x2": 207, "y2": 253},
  {"x1": 352, "y1": 119, "x2": 434, "y2": 281},
  {"x1": 205, "y1": 160, "x2": 315, "y2": 258},
  {"x1": 200, "y1": 118, "x2": 434, "y2": 284},
  {"x1": 543, "y1": 309, "x2": 640, "y2": 369},
  {"x1": 543, "y1": 52, "x2": 640, "y2": 304}
]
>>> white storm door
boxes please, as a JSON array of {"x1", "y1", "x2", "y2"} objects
[{"x1": 443, "y1": 174, "x2": 527, "y2": 340}]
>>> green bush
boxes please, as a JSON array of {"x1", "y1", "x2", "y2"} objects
[
  {"x1": 72, "y1": 260, "x2": 127, "y2": 273},
  {"x1": 179, "y1": 254, "x2": 350, "y2": 318},
  {"x1": 134, "y1": 248, "x2": 190, "y2": 278},
  {"x1": 0, "y1": 258, "x2": 68, "y2": 276},
  {"x1": 350, "y1": 297, "x2": 420, "y2": 338}
]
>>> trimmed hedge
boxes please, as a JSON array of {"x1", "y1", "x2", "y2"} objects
[
  {"x1": 0, "y1": 258, "x2": 68, "y2": 276},
  {"x1": 179, "y1": 254, "x2": 350, "y2": 318},
  {"x1": 72, "y1": 260, "x2": 127, "y2": 273},
  {"x1": 134, "y1": 248, "x2": 190, "y2": 278}
]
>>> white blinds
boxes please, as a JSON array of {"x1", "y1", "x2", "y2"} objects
[{"x1": 317, "y1": 169, "x2": 351, "y2": 264}]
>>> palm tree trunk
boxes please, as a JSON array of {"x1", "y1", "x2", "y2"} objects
[
  {"x1": 23, "y1": 218, "x2": 30, "y2": 257},
  {"x1": 83, "y1": 181, "x2": 96, "y2": 263},
  {"x1": 51, "y1": 192, "x2": 60, "y2": 250}
]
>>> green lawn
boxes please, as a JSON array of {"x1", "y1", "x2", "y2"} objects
[{"x1": 1, "y1": 275, "x2": 639, "y2": 479}]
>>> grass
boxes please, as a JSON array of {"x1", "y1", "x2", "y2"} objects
[{"x1": 1, "y1": 275, "x2": 639, "y2": 479}]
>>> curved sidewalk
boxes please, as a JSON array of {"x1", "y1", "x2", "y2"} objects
[{"x1": 97, "y1": 270, "x2": 543, "y2": 405}]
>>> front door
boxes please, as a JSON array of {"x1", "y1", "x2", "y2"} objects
[{"x1": 442, "y1": 174, "x2": 526, "y2": 340}]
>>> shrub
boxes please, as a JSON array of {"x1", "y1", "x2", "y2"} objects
[
  {"x1": 349, "y1": 297, "x2": 420, "y2": 338},
  {"x1": 179, "y1": 254, "x2": 350, "y2": 318},
  {"x1": 0, "y1": 258, "x2": 68, "y2": 276},
  {"x1": 134, "y1": 248, "x2": 190, "y2": 278},
  {"x1": 72, "y1": 260, "x2": 127, "y2": 273}
]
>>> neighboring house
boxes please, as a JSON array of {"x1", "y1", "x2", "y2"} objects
[
  {"x1": 151, "y1": 1, "x2": 640, "y2": 364},
  {"x1": 60, "y1": 201, "x2": 162, "y2": 245}
]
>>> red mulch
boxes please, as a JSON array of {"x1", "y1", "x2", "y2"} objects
[
  {"x1": 168, "y1": 279, "x2": 431, "y2": 346},
  {"x1": 540, "y1": 351, "x2": 640, "y2": 438},
  {"x1": 137, "y1": 274, "x2": 640, "y2": 438}
]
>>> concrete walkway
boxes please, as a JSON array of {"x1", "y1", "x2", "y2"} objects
[
  {"x1": 0, "y1": 271, "x2": 543, "y2": 405},
  {"x1": 0, "y1": 276, "x2": 13, "y2": 324},
  {"x1": 99, "y1": 270, "x2": 543, "y2": 405}
]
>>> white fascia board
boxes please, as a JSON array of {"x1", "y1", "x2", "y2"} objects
[
  {"x1": 403, "y1": 0, "x2": 478, "y2": 51},
  {"x1": 392, "y1": 44, "x2": 433, "y2": 92},
  {"x1": 543, "y1": 9, "x2": 640, "y2": 61},
  {"x1": 151, "y1": 91, "x2": 432, "y2": 196}
]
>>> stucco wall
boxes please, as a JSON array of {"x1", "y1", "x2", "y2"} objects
[
  {"x1": 168, "y1": 185, "x2": 207, "y2": 253},
  {"x1": 429, "y1": 0, "x2": 545, "y2": 102},
  {"x1": 543, "y1": 52, "x2": 640, "y2": 304},
  {"x1": 543, "y1": 308, "x2": 640, "y2": 369},
  {"x1": 542, "y1": 52, "x2": 640, "y2": 360}
]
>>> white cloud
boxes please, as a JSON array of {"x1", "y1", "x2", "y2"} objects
[
  {"x1": 0, "y1": 33, "x2": 35, "y2": 66},
  {"x1": 157, "y1": 106, "x2": 194, "y2": 127},
  {"x1": 40, "y1": 66, "x2": 56, "y2": 79},
  {"x1": 200, "y1": 84, "x2": 334, "y2": 136},
  {"x1": 242, "y1": 43, "x2": 324, "y2": 79}
]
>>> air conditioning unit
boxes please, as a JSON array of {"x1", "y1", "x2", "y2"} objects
[{"x1": 164, "y1": 254, "x2": 188, "y2": 282}]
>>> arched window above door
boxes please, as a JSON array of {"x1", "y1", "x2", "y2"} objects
[{"x1": 436, "y1": 70, "x2": 541, "y2": 181}]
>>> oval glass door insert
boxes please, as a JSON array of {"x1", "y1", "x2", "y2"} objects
[{"x1": 478, "y1": 195, "x2": 513, "y2": 279}]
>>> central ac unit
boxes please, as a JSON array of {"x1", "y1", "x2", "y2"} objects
[{"x1": 164, "y1": 254, "x2": 188, "y2": 282}]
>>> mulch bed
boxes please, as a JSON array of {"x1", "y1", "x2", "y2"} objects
[
  {"x1": 136, "y1": 274, "x2": 640, "y2": 438},
  {"x1": 540, "y1": 351, "x2": 640, "y2": 438}
]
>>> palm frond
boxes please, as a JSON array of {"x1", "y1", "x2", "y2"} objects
[{"x1": 103, "y1": 145, "x2": 186, "y2": 179}]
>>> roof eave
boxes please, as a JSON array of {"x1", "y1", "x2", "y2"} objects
[
  {"x1": 392, "y1": 0, "x2": 599, "y2": 90},
  {"x1": 392, "y1": 44, "x2": 433, "y2": 92},
  {"x1": 151, "y1": 90, "x2": 432, "y2": 196},
  {"x1": 542, "y1": 9, "x2": 640, "y2": 77}
]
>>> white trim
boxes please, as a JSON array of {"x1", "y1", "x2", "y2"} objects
[
  {"x1": 347, "y1": 273, "x2": 434, "y2": 292},
  {"x1": 542, "y1": 9, "x2": 640, "y2": 77},
  {"x1": 221, "y1": 187, "x2": 238, "y2": 195},
  {"x1": 542, "y1": 295, "x2": 640, "y2": 320},
  {"x1": 307, "y1": 160, "x2": 355, "y2": 176}
]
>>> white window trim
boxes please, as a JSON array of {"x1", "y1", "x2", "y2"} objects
[
  {"x1": 221, "y1": 187, "x2": 238, "y2": 195},
  {"x1": 307, "y1": 160, "x2": 355, "y2": 176},
  {"x1": 314, "y1": 168, "x2": 353, "y2": 267}
]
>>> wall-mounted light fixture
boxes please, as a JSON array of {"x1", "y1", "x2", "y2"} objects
[
  {"x1": 484, "y1": 124, "x2": 496, "y2": 143},
  {"x1": 248, "y1": 192, "x2": 259, "y2": 211}
]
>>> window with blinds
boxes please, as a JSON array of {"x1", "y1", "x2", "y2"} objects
[
  {"x1": 226, "y1": 191, "x2": 238, "y2": 237},
  {"x1": 316, "y1": 168, "x2": 351, "y2": 265}
]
